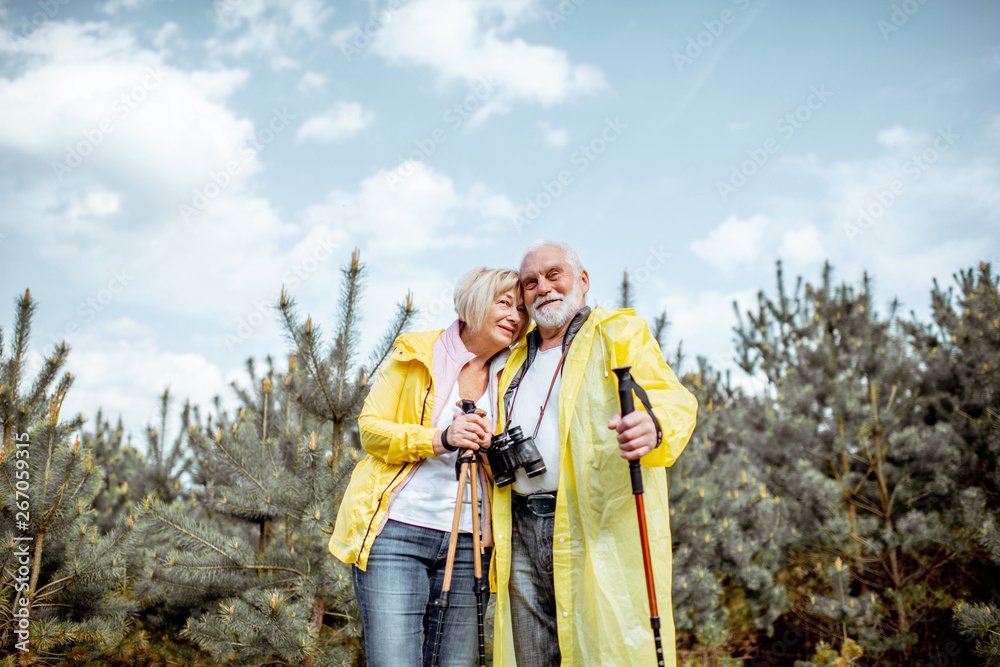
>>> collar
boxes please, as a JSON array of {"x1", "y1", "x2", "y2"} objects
[
  {"x1": 524, "y1": 306, "x2": 592, "y2": 367},
  {"x1": 504, "y1": 307, "x2": 592, "y2": 414}
]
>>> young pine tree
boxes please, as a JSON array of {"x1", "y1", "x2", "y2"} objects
[
  {"x1": 616, "y1": 271, "x2": 798, "y2": 664},
  {"x1": 134, "y1": 251, "x2": 413, "y2": 666},
  {"x1": 735, "y1": 261, "x2": 995, "y2": 666},
  {"x1": 0, "y1": 289, "x2": 135, "y2": 666},
  {"x1": 912, "y1": 262, "x2": 1000, "y2": 665}
]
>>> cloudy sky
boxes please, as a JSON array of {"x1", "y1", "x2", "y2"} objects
[{"x1": 1, "y1": 0, "x2": 997, "y2": 438}]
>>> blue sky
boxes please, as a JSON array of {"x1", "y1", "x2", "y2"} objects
[{"x1": 1, "y1": 0, "x2": 998, "y2": 438}]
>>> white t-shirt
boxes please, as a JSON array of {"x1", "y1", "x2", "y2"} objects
[
  {"x1": 388, "y1": 380, "x2": 492, "y2": 533},
  {"x1": 509, "y1": 345, "x2": 562, "y2": 494}
]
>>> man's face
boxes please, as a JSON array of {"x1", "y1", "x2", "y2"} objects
[{"x1": 520, "y1": 246, "x2": 589, "y2": 329}]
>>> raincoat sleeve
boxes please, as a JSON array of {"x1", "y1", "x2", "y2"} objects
[
  {"x1": 357, "y1": 360, "x2": 437, "y2": 465},
  {"x1": 618, "y1": 317, "x2": 698, "y2": 468}
]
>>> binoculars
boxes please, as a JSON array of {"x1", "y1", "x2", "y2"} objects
[{"x1": 485, "y1": 424, "x2": 546, "y2": 487}]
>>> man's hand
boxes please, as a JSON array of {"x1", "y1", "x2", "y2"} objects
[
  {"x1": 607, "y1": 410, "x2": 657, "y2": 460},
  {"x1": 433, "y1": 412, "x2": 492, "y2": 456}
]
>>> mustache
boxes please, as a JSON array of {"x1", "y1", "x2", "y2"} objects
[{"x1": 533, "y1": 293, "x2": 564, "y2": 308}]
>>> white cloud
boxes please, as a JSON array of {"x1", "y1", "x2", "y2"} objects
[
  {"x1": 58, "y1": 318, "x2": 230, "y2": 438},
  {"x1": 540, "y1": 123, "x2": 569, "y2": 148},
  {"x1": 714, "y1": 129, "x2": 1000, "y2": 325},
  {"x1": 296, "y1": 70, "x2": 327, "y2": 94},
  {"x1": 0, "y1": 22, "x2": 254, "y2": 206},
  {"x1": 297, "y1": 102, "x2": 373, "y2": 142},
  {"x1": 102, "y1": 0, "x2": 151, "y2": 14},
  {"x1": 152, "y1": 21, "x2": 179, "y2": 49},
  {"x1": 876, "y1": 124, "x2": 926, "y2": 149},
  {"x1": 657, "y1": 287, "x2": 768, "y2": 391},
  {"x1": 872, "y1": 238, "x2": 988, "y2": 302},
  {"x1": 691, "y1": 214, "x2": 769, "y2": 272},
  {"x1": 0, "y1": 21, "x2": 329, "y2": 327},
  {"x1": 209, "y1": 0, "x2": 332, "y2": 69},
  {"x1": 367, "y1": 0, "x2": 605, "y2": 125},
  {"x1": 779, "y1": 226, "x2": 826, "y2": 265},
  {"x1": 303, "y1": 161, "x2": 516, "y2": 257}
]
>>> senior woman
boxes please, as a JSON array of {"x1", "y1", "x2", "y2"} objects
[{"x1": 329, "y1": 267, "x2": 526, "y2": 667}]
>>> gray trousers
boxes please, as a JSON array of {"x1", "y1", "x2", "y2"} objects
[{"x1": 509, "y1": 500, "x2": 560, "y2": 666}]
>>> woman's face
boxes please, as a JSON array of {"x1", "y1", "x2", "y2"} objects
[{"x1": 483, "y1": 288, "x2": 525, "y2": 350}]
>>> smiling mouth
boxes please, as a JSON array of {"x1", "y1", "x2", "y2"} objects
[{"x1": 498, "y1": 324, "x2": 514, "y2": 335}]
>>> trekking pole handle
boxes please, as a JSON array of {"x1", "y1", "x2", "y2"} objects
[{"x1": 612, "y1": 366, "x2": 644, "y2": 494}]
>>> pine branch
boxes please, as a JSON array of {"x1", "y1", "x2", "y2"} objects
[
  {"x1": 361, "y1": 291, "x2": 415, "y2": 405},
  {"x1": 335, "y1": 250, "x2": 364, "y2": 405}
]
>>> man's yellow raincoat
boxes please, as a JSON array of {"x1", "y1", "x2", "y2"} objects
[{"x1": 491, "y1": 307, "x2": 698, "y2": 666}]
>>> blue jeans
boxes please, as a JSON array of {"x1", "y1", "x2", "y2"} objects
[
  {"x1": 509, "y1": 501, "x2": 560, "y2": 666},
  {"x1": 353, "y1": 519, "x2": 491, "y2": 667}
]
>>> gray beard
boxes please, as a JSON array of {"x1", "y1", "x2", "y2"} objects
[{"x1": 529, "y1": 280, "x2": 584, "y2": 329}]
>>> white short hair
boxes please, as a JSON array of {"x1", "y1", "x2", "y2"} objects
[{"x1": 523, "y1": 240, "x2": 585, "y2": 277}]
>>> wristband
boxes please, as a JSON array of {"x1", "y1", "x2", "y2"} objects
[{"x1": 440, "y1": 426, "x2": 457, "y2": 452}]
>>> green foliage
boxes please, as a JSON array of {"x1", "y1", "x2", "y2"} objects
[
  {"x1": 793, "y1": 637, "x2": 864, "y2": 666},
  {"x1": 669, "y1": 362, "x2": 801, "y2": 653},
  {"x1": 0, "y1": 289, "x2": 135, "y2": 665},
  {"x1": 129, "y1": 249, "x2": 413, "y2": 665},
  {"x1": 955, "y1": 600, "x2": 1000, "y2": 665},
  {"x1": 726, "y1": 260, "x2": 1000, "y2": 663},
  {"x1": 2, "y1": 257, "x2": 996, "y2": 666}
]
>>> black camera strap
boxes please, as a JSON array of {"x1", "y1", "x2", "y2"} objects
[{"x1": 508, "y1": 350, "x2": 662, "y2": 447}]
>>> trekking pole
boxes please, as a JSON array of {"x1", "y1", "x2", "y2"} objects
[
  {"x1": 430, "y1": 400, "x2": 486, "y2": 667},
  {"x1": 612, "y1": 366, "x2": 665, "y2": 667}
]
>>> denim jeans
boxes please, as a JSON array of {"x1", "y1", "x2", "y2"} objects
[
  {"x1": 509, "y1": 501, "x2": 560, "y2": 666},
  {"x1": 353, "y1": 519, "x2": 491, "y2": 667}
]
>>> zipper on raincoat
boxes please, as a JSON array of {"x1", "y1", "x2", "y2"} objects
[{"x1": 359, "y1": 379, "x2": 433, "y2": 552}]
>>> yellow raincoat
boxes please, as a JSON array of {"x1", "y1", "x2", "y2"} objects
[
  {"x1": 329, "y1": 329, "x2": 442, "y2": 570},
  {"x1": 490, "y1": 307, "x2": 698, "y2": 666}
]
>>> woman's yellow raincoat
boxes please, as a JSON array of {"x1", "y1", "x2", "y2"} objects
[
  {"x1": 328, "y1": 329, "x2": 442, "y2": 570},
  {"x1": 490, "y1": 307, "x2": 698, "y2": 666}
]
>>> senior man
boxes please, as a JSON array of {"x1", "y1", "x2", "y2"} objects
[{"x1": 490, "y1": 240, "x2": 698, "y2": 666}]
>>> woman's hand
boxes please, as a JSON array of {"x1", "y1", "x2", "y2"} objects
[{"x1": 433, "y1": 413, "x2": 492, "y2": 456}]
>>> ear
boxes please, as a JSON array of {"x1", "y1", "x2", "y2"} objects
[{"x1": 579, "y1": 269, "x2": 590, "y2": 295}]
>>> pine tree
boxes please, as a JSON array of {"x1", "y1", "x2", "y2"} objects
[
  {"x1": 733, "y1": 261, "x2": 998, "y2": 664},
  {"x1": 0, "y1": 290, "x2": 135, "y2": 665},
  {"x1": 668, "y1": 358, "x2": 808, "y2": 664},
  {"x1": 913, "y1": 262, "x2": 1000, "y2": 665},
  {"x1": 1, "y1": 290, "x2": 69, "y2": 460},
  {"x1": 133, "y1": 250, "x2": 414, "y2": 666},
  {"x1": 88, "y1": 391, "x2": 194, "y2": 537},
  {"x1": 617, "y1": 271, "x2": 797, "y2": 663}
]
